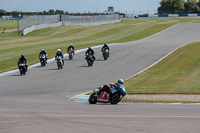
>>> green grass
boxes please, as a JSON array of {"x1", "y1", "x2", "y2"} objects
[
  {"x1": 121, "y1": 97, "x2": 200, "y2": 103},
  {"x1": 0, "y1": 20, "x2": 18, "y2": 31},
  {"x1": 1, "y1": 18, "x2": 200, "y2": 73},
  {"x1": 125, "y1": 42, "x2": 200, "y2": 94}
]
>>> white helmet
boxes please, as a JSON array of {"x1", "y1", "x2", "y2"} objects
[
  {"x1": 41, "y1": 49, "x2": 44, "y2": 51},
  {"x1": 70, "y1": 43, "x2": 73, "y2": 46},
  {"x1": 57, "y1": 49, "x2": 61, "y2": 52}
]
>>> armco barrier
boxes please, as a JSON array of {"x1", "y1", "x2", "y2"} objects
[{"x1": 158, "y1": 14, "x2": 168, "y2": 17}]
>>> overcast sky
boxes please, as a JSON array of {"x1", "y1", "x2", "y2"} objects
[{"x1": 0, "y1": 0, "x2": 161, "y2": 14}]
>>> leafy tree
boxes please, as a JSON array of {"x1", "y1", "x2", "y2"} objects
[
  {"x1": 158, "y1": 0, "x2": 185, "y2": 14},
  {"x1": 185, "y1": 0, "x2": 198, "y2": 10},
  {"x1": 198, "y1": 0, "x2": 200, "y2": 7},
  {"x1": 48, "y1": 9, "x2": 55, "y2": 14},
  {"x1": 11, "y1": 11, "x2": 22, "y2": 16},
  {"x1": 0, "y1": 9, "x2": 6, "y2": 16},
  {"x1": 43, "y1": 10, "x2": 47, "y2": 14},
  {"x1": 55, "y1": 10, "x2": 64, "y2": 14},
  {"x1": 65, "y1": 11, "x2": 69, "y2": 15}
]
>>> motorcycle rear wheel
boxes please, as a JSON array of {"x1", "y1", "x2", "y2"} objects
[{"x1": 109, "y1": 92, "x2": 122, "y2": 104}]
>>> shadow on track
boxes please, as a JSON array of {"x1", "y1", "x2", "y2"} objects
[
  {"x1": 48, "y1": 68, "x2": 59, "y2": 70},
  {"x1": 10, "y1": 74, "x2": 22, "y2": 76},
  {"x1": 77, "y1": 65, "x2": 89, "y2": 68},
  {"x1": 95, "y1": 58, "x2": 105, "y2": 61}
]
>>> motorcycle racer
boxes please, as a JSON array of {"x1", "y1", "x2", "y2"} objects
[
  {"x1": 39, "y1": 49, "x2": 48, "y2": 63},
  {"x1": 18, "y1": 54, "x2": 28, "y2": 72},
  {"x1": 101, "y1": 43, "x2": 110, "y2": 57},
  {"x1": 55, "y1": 49, "x2": 64, "y2": 65},
  {"x1": 67, "y1": 44, "x2": 75, "y2": 55},
  {"x1": 98, "y1": 78, "x2": 126, "y2": 97},
  {"x1": 85, "y1": 47, "x2": 96, "y2": 61}
]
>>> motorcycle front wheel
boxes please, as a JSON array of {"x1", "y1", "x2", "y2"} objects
[{"x1": 88, "y1": 93, "x2": 97, "y2": 104}]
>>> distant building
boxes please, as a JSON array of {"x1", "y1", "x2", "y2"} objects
[{"x1": 108, "y1": 7, "x2": 114, "y2": 13}]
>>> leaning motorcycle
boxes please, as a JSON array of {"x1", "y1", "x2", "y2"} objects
[
  {"x1": 18, "y1": 63, "x2": 27, "y2": 75},
  {"x1": 68, "y1": 49, "x2": 74, "y2": 60},
  {"x1": 88, "y1": 86, "x2": 123, "y2": 104},
  {"x1": 56, "y1": 56, "x2": 63, "y2": 69},
  {"x1": 39, "y1": 54, "x2": 47, "y2": 67},
  {"x1": 86, "y1": 54, "x2": 94, "y2": 67},
  {"x1": 102, "y1": 49, "x2": 109, "y2": 60}
]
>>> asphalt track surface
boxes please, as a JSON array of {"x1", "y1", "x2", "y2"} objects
[{"x1": 1, "y1": 23, "x2": 200, "y2": 133}]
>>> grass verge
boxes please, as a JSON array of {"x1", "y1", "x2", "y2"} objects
[
  {"x1": 1, "y1": 18, "x2": 200, "y2": 74},
  {"x1": 0, "y1": 20, "x2": 18, "y2": 31},
  {"x1": 86, "y1": 42, "x2": 200, "y2": 103},
  {"x1": 121, "y1": 97, "x2": 200, "y2": 103},
  {"x1": 124, "y1": 42, "x2": 200, "y2": 94}
]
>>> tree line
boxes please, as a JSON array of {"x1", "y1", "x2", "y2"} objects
[
  {"x1": 0, "y1": 9, "x2": 69, "y2": 17},
  {"x1": 158, "y1": 0, "x2": 200, "y2": 14},
  {"x1": 0, "y1": 9, "x2": 115, "y2": 17}
]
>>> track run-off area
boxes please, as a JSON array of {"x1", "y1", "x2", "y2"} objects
[{"x1": 1, "y1": 23, "x2": 200, "y2": 133}]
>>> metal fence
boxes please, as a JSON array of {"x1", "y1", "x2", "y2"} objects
[
  {"x1": 0, "y1": 18, "x2": 11, "y2": 21},
  {"x1": 18, "y1": 14, "x2": 60, "y2": 31},
  {"x1": 61, "y1": 13, "x2": 119, "y2": 23},
  {"x1": 18, "y1": 13, "x2": 120, "y2": 34}
]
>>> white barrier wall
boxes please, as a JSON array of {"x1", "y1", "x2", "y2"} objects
[{"x1": 23, "y1": 22, "x2": 62, "y2": 35}]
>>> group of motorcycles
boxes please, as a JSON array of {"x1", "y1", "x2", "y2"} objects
[
  {"x1": 18, "y1": 46, "x2": 123, "y2": 104},
  {"x1": 19, "y1": 47, "x2": 109, "y2": 75}
]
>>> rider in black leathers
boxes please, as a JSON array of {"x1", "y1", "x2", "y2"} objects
[
  {"x1": 55, "y1": 49, "x2": 64, "y2": 65},
  {"x1": 85, "y1": 47, "x2": 96, "y2": 61},
  {"x1": 18, "y1": 54, "x2": 28, "y2": 72},
  {"x1": 67, "y1": 44, "x2": 75, "y2": 55},
  {"x1": 101, "y1": 43, "x2": 110, "y2": 57},
  {"x1": 39, "y1": 49, "x2": 48, "y2": 63}
]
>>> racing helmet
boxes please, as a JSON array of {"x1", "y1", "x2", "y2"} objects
[
  {"x1": 103, "y1": 84, "x2": 110, "y2": 90},
  {"x1": 70, "y1": 43, "x2": 73, "y2": 46},
  {"x1": 104, "y1": 43, "x2": 107, "y2": 46},
  {"x1": 117, "y1": 78, "x2": 124, "y2": 84},
  {"x1": 21, "y1": 54, "x2": 24, "y2": 58},
  {"x1": 57, "y1": 49, "x2": 61, "y2": 52},
  {"x1": 41, "y1": 49, "x2": 44, "y2": 51}
]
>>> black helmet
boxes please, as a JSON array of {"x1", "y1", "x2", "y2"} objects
[
  {"x1": 104, "y1": 43, "x2": 107, "y2": 46},
  {"x1": 88, "y1": 47, "x2": 91, "y2": 50},
  {"x1": 21, "y1": 54, "x2": 24, "y2": 58}
]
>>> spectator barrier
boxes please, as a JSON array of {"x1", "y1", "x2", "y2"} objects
[{"x1": 18, "y1": 14, "x2": 120, "y2": 35}]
